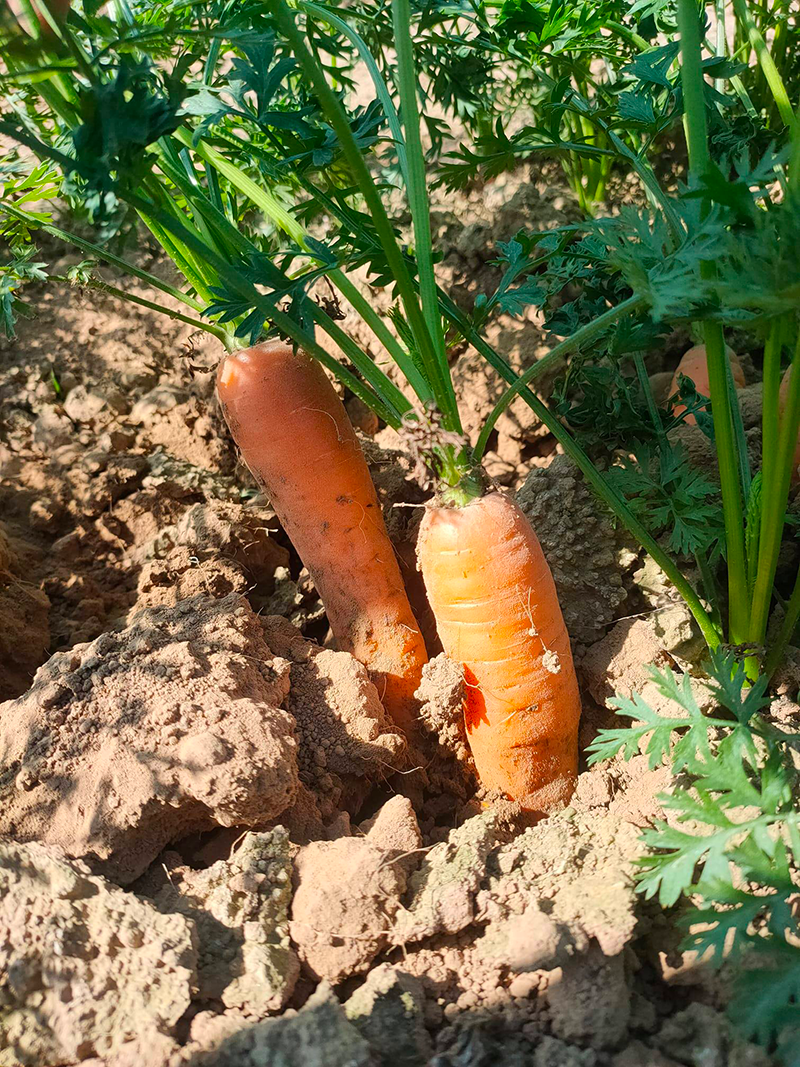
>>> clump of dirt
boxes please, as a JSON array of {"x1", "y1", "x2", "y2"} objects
[
  {"x1": 396, "y1": 812, "x2": 501, "y2": 945},
  {"x1": 151, "y1": 829, "x2": 299, "y2": 1015},
  {"x1": 416, "y1": 654, "x2": 470, "y2": 765},
  {"x1": 263, "y1": 614, "x2": 407, "y2": 820},
  {"x1": 0, "y1": 838, "x2": 196, "y2": 1067},
  {"x1": 129, "y1": 499, "x2": 289, "y2": 617},
  {"x1": 131, "y1": 386, "x2": 234, "y2": 474},
  {"x1": 0, "y1": 593, "x2": 299, "y2": 883},
  {"x1": 290, "y1": 802, "x2": 418, "y2": 983},
  {"x1": 174, "y1": 983, "x2": 373, "y2": 1067},
  {"x1": 344, "y1": 964, "x2": 431, "y2": 1067}
]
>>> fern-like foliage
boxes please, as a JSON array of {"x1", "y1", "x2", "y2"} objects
[{"x1": 588, "y1": 652, "x2": 800, "y2": 1061}]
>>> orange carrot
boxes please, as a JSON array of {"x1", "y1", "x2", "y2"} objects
[
  {"x1": 779, "y1": 365, "x2": 800, "y2": 486},
  {"x1": 217, "y1": 341, "x2": 428, "y2": 731},
  {"x1": 417, "y1": 491, "x2": 580, "y2": 811},
  {"x1": 3, "y1": 0, "x2": 70, "y2": 35},
  {"x1": 670, "y1": 343, "x2": 745, "y2": 425}
]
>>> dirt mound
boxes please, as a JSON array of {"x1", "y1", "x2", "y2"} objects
[
  {"x1": 0, "y1": 593, "x2": 299, "y2": 882},
  {"x1": 0, "y1": 839, "x2": 196, "y2": 1066}
]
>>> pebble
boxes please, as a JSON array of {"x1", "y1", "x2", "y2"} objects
[
  {"x1": 64, "y1": 386, "x2": 107, "y2": 423},
  {"x1": 509, "y1": 973, "x2": 540, "y2": 999}
]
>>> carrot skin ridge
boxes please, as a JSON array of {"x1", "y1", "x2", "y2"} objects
[
  {"x1": 217, "y1": 341, "x2": 428, "y2": 732},
  {"x1": 418, "y1": 491, "x2": 580, "y2": 811}
]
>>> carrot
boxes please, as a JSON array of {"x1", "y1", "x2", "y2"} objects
[
  {"x1": 779, "y1": 365, "x2": 800, "y2": 486},
  {"x1": 217, "y1": 340, "x2": 428, "y2": 731},
  {"x1": 670, "y1": 343, "x2": 745, "y2": 426},
  {"x1": 417, "y1": 490, "x2": 580, "y2": 811},
  {"x1": 3, "y1": 0, "x2": 70, "y2": 35}
]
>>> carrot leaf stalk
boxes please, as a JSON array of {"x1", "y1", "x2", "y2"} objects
[{"x1": 677, "y1": 0, "x2": 750, "y2": 647}]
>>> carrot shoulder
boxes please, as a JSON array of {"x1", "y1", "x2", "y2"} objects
[
  {"x1": 217, "y1": 341, "x2": 428, "y2": 731},
  {"x1": 417, "y1": 491, "x2": 580, "y2": 811}
]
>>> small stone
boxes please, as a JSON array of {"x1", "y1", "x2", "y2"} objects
[
  {"x1": 32, "y1": 407, "x2": 73, "y2": 451},
  {"x1": 97, "y1": 427, "x2": 137, "y2": 452},
  {"x1": 535, "y1": 1035, "x2": 599, "y2": 1067},
  {"x1": 612, "y1": 1042, "x2": 682, "y2": 1067},
  {"x1": 183, "y1": 983, "x2": 371, "y2": 1067},
  {"x1": 28, "y1": 498, "x2": 62, "y2": 532},
  {"x1": 653, "y1": 1004, "x2": 727, "y2": 1067},
  {"x1": 508, "y1": 973, "x2": 539, "y2": 999},
  {"x1": 64, "y1": 385, "x2": 107, "y2": 423},
  {"x1": 547, "y1": 947, "x2": 630, "y2": 1050}
]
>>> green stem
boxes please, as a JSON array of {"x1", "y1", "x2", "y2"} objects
[
  {"x1": 308, "y1": 303, "x2": 413, "y2": 419},
  {"x1": 473, "y1": 295, "x2": 646, "y2": 460},
  {"x1": 760, "y1": 316, "x2": 786, "y2": 518},
  {"x1": 730, "y1": 0, "x2": 796, "y2": 129},
  {"x1": 174, "y1": 129, "x2": 307, "y2": 245},
  {"x1": 749, "y1": 332, "x2": 800, "y2": 650},
  {"x1": 269, "y1": 0, "x2": 460, "y2": 430},
  {"x1": 51, "y1": 274, "x2": 229, "y2": 344},
  {"x1": 327, "y1": 272, "x2": 433, "y2": 404},
  {"x1": 601, "y1": 20, "x2": 650, "y2": 51},
  {"x1": 678, "y1": 0, "x2": 749, "y2": 644},
  {"x1": 727, "y1": 347, "x2": 752, "y2": 500},
  {"x1": 634, "y1": 348, "x2": 668, "y2": 448},
  {"x1": 714, "y1": 0, "x2": 727, "y2": 94},
  {"x1": 138, "y1": 207, "x2": 217, "y2": 303},
  {"x1": 392, "y1": 0, "x2": 452, "y2": 395},
  {"x1": 130, "y1": 192, "x2": 407, "y2": 425},
  {"x1": 695, "y1": 549, "x2": 723, "y2": 631}
]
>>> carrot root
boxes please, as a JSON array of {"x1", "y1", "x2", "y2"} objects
[
  {"x1": 217, "y1": 341, "x2": 428, "y2": 731},
  {"x1": 417, "y1": 491, "x2": 580, "y2": 811}
]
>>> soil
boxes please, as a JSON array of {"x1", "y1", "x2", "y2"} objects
[{"x1": 0, "y1": 162, "x2": 783, "y2": 1067}]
